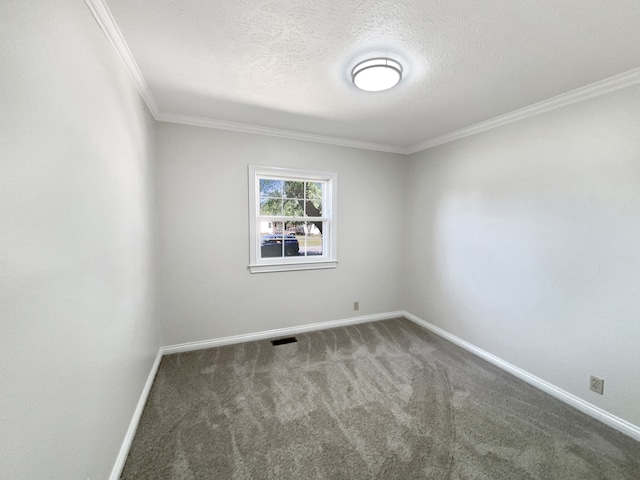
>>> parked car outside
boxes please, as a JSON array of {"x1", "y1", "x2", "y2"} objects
[{"x1": 261, "y1": 234, "x2": 299, "y2": 257}]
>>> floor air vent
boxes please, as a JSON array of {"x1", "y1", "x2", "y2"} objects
[{"x1": 271, "y1": 336, "x2": 298, "y2": 346}]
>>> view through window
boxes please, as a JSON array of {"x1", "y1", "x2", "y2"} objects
[
  {"x1": 249, "y1": 166, "x2": 337, "y2": 273},
  {"x1": 259, "y1": 178, "x2": 324, "y2": 258}
]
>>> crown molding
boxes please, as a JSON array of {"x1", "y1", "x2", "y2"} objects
[
  {"x1": 156, "y1": 112, "x2": 410, "y2": 154},
  {"x1": 407, "y1": 67, "x2": 640, "y2": 154},
  {"x1": 84, "y1": 0, "x2": 405, "y2": 154},
  {"x1": 85, "y1": 0, "x2": 160, "y2": 117},
  {"x1": 86, "y1": 0, "x2": 640, "y2": 157}
]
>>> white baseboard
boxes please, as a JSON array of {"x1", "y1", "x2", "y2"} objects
[
  {"x1": 111, "y1": 310, "x2": 640, "y2": 477},
  {"x1": 161, "y1": 311, "x2": 405, "y2": 355},
  {"x1": 109, "y1": 349, "x2": 163, "y2": 480},
  {"x1": 402, "y1": 311, "x2": 640, "y2": 443},
  {"x1": 110, "y1": 312, "x2": 403, "y2": 476}
]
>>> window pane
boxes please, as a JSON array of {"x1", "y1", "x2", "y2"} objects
[
  {"x1": 284, "y1": 180, "x2": 304, "y2": 199},
  {"x1": 260, "y1": 197, "x2": 283, "y2": 216},
  {"x1": 297, "y1": 222, "x2": 323, "y2": 256},
  {"x1": 283, "y1": 199, "x2": 304, "y2": 217},
  {"x1": 260, "y1": 221, "x2": 300, "y2": 259},
  {"x1": 306, "y1": 182, "x2": 323, "y2": 200},
  {"x1": 304, "y1": 200, "x2": 322, "y2": 217},
  {"x1": 284, "y1": 221, "x2": 304, "y2": 236},
  {"x1": 260, "y1": 179, "x2": 283, "y2": 197},
  {"x1": 259, "y1": 220, "x2": 275, "y2": 234}
]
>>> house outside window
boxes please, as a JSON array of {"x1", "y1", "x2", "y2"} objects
[{"x1": 248, "y1": 166, "x2": 337, "y2": 273}]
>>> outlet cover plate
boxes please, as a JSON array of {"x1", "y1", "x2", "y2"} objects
[{"x1": 590, "y1": 375, "x2": 604, "y2": 395}]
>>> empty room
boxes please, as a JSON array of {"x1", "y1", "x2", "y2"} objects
[{"x1": 2, "y1": 0, "x2": 640, "y2": 478}]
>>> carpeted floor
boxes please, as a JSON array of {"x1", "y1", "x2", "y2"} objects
[{"x1": 121, "y1": 318, "x2": 640, "y2": 479}]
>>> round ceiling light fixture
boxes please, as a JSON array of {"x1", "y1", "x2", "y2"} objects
[{"x1": 351, "y1": 57, "x2": 403, "y2": 92}]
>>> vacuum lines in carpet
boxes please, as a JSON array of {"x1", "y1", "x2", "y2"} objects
[{"x1": 122, "y1": 318, "x2": 640, "y2": 479}]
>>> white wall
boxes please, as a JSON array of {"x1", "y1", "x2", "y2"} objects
[
  {"x1": 0, "y1": 1, "x2": 159, "y2": 478},
  {"x1": 155, "y1": 123, "x2": 405, "y2": 345},
  {"x1": 3, "y1": 3, "x2": 639, "y2": 476},
  {"x1": 402, "y1": 85, "x2": 640, "y2": 427}
]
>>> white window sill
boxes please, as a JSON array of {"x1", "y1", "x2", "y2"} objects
[{"x1": 249, "y1": 260, "x2": 338, "y2": 274}]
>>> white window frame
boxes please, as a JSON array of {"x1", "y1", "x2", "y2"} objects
[{"x1": 248, "y1": 166, "x2": 338, "y2": 274}]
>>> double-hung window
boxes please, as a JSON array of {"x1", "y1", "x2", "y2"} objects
[{"x1": 248, "y1": 166, "x2": 337, "y2": 273}]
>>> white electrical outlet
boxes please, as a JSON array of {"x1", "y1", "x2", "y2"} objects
[
  {"x1": 353, "y1": 301, "x2": 359, "y2": 311},
  {"x1": 590, "y1": 375, "x2": 604, "y2": 395}
]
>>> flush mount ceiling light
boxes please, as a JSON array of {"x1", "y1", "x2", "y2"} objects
[{"x1": 351, "y1": 57, "x2": 403, "y2": 92}]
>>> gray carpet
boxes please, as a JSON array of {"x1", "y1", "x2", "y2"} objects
[{"x1": 121, "y1": 318, "x2": 640, "y2": 479}]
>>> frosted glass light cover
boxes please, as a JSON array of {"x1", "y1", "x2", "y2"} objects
[{"x1": 352, "y1": 58, "x2": 402, "y2": 92}]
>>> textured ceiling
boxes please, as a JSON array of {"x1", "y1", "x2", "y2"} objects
[{"x1": 101, "y1": 0, "x2": 640, "y2": 152}]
